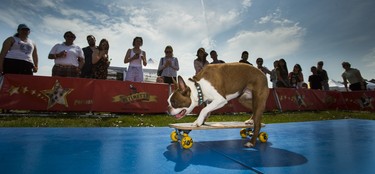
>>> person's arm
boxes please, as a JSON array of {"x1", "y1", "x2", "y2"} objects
[
  {"x1": 263, "y1": 67, "x2": 271, "y2": 74},
  {"x1": 323, "y1": 70, "x2": 329, "y2": 81},
  {"x1": 158, "y1": 58, "x2": 164, "y2": 71},
  {"x1": 342, "y1": 74, "x2": 349, "y2": 91},
  {"x1": 48, "y1": 45, "x2": 66, "y2": 59},
  {"x1": 77, "y1": 48, "x2": 85, "y2": 70},
  {"x1": 355, "y1": 69, "x2": 366, "y2": 90},
  {"x1": 32, "y1": 43, "x2": 38, "y2": 73},
  {"x1": 92, "y1": 49, "x2": 100, "y2": 64},
  {"x1": 124, "y1": 49, "x2": 134, "y2": 64},
  {"x1": 172, "y1": 58, "x2": 179, "y2": 71},
  {"x1": 141, "y1": 51, "x2": 147, "y2": 66},
  {"x1": 0, "y1": 37, "x2": 15, "y2": 73},
  {"x1": 77, "y1": 56, "x2": 85, "y2": 70}
]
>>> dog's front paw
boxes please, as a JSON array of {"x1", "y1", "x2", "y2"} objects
[
  {"x1": 244, "y1": 119, "x2": 254, "y2": 125},
  {"x1": 192, "y1": 119, "x2": 204, "y2": 127},
  {"x1": 244, "y1": 142, "x2": 254, "y2": 148},
  {"x1": 192, "y1": 121, "x2": 201, "y2": 127}
]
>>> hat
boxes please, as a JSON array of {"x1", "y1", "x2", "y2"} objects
[
  {"x1": 197, "y1": 47, "x2": 208, "y2": 56},
  {"x1": 17, "y1": 24, "x2": 30, "y2": 30}
]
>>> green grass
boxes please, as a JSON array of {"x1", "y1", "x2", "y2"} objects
[{"x1": 0, "y1": 111, "x2": 374, "y2": 127}]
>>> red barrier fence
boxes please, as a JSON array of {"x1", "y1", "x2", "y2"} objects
[{"x1": 0, "y1": 74, "x2": 374, "y2": 113}]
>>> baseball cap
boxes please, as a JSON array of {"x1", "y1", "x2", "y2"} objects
[{"x1": 17, "y1": 24, "x2": 30, "y2": 30}]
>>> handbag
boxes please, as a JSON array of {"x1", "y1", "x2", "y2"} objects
[{"x1": 157, "y1": 58, "x2": 164, "y2": 76}]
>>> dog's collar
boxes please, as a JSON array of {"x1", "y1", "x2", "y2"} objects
[{"x1": 189, "y1": 78, "x2": 204, "y2": 105}]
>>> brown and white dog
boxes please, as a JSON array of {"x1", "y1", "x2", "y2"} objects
[{"x1": 167, "y1": 63, "x2": 269, "y2": 147}]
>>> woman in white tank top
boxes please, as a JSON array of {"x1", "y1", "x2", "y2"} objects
[
  {"x1": 124, "y1": 36, "x2": 147, "y2": 82},
  {"x1": 0, "y1": 24, "x2": 39, "y2": 75}
]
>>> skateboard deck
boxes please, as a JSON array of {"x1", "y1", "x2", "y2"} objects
[
  {"x1": 169, "y1": 121, "x2": 267, "y2": 149},
  {"x1": 169, "y1": 122, "x2": 265, "y2": 130}
]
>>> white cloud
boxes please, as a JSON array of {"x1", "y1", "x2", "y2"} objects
[
  {"x1": 362, "y1": 48, "x2": 375, "y2": 79},
  {"x1": 257, "y1": 8, "x2": 293, "y2": 26},
  {"x1": 0, "y1": 11, "x2": 18, "y2": 27},
  {"x1": 223, "y1": 12, "x2": 305, "y2": 62},
  {"x1": 32, "y1": 1, "x2": 304, "y2": 78},
  {"x1": 0, "y1": 0, "x2": 372, "y2": 86}
]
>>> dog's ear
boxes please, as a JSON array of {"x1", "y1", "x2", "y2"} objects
[
  {"x1": 177, "y1": 76, "x2": 187, "y2": 91},
  {"x1": 172, "y1": 76, "x2": 178, "y2": 87}
]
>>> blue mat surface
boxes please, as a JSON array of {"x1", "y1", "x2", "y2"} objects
[{"x1": 0, "y1": 119, "x2": 374, "y2": 174}]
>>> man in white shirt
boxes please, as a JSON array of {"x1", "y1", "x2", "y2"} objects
[{"x1": 48, "y1": 31, "x2": 84, "y2": 77}]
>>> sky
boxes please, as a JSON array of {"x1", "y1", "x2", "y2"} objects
[{"x1": 1, "y1": 0, "x2": 375, "y2": 86}]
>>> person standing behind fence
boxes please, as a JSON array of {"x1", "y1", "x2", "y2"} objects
[
  {"x1": 256, "y1": 57, "x2": 271, "y2": 75},
  {"x1": 239, "y1": 51, "x2": 252, "y2": 65},
  {"x1": 80, "y1": 35, "x2": 96, "y2": 78},
  {"x1": 92, "y1": 39, "x2": 110, "y2": 79},
  {"x1": 308, "y1": 66, "x2": 323, "y2": 90},
  {"x1": 341, "y1": 61, "x2": 366, "y2": 91},
  {"x1": 124, "y1": 36, "x2": 147, "y2": 82},
  {"x1": 157, "y1": 45, "x2": 179, "y2": 84},
  {"x1": 276, "y1": 58, "x2": 290, "y2": 88},
  {"x1": 210, "y1": 50, "x2": 225, "y2": 64},
  {"x1": 0, "y1": 24, "x2": 38, "y2": 75},
  {"x1": 270, "y1": 60, "x2": 279, "y2": 88},
  {"x1": 317, "y1": 61, "x2": 329, "y2": 90},
  {"x1": 194, "y1": 47, "x2": 209, "y2": 74},
  {"x1": 48, "y1": 31, "x2": 85, "y2": 77},
  {"x1": 289, "y1": 64, "x2": 304, "y2": 88}
]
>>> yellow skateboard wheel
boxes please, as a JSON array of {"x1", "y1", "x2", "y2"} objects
[
  {"x1": 181, "y1": 136, "x2": 193, "y2": 149},
  {"x1": 170, "y1": 131, "x2": 178, "y2": 142},
  {"x1": 240, "y1": 128, "x2": 247, "y2": 138},
  {"x1": 258, "y1": 132, "x2": 268, "y2": 143}
]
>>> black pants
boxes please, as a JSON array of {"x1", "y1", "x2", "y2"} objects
[
  {"x1": 3, "y1": 58, "x2": 33, "y2": 75},
  {"x1": 349, "y1": 82, "x2": 367, "y2": 91}
]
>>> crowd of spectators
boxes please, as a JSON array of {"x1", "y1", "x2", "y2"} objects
[{"x1": 0, "y1": 24, "x2": 368, "y2": 91}]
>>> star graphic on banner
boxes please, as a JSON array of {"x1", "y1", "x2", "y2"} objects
[
  {"x1": 358, "y1": 93, "x2": 373, "y2": 109},
  {"x1": 8, "y1": 86, "x2": 20, "y2": 96},
  {"x1": 324, "y1": 95, "x2": 336, "y2": 104},
  {"x1": 292, "y1": 92, "x2": 306, "y2": 108},
  {"x1": 41, "y1": 80, "x2": 73, "y2": 109}
]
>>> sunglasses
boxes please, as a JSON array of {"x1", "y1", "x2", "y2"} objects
[{"x1": 66, "y1": 35, "x2": 76, "y2": 39}]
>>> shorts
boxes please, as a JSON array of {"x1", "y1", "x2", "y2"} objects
[
  {"x1": 3, "y1": 58, "x2": 33, "y2": 75},
  {"x1": 125, "y1": 66, "x2": 143, "y2": 82}
]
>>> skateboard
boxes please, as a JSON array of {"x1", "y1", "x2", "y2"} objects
[{"x1": 169, "y1": 122, "x2": 268, "y2": 149}]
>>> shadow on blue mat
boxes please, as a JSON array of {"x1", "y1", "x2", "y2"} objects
[{"x1": 163, "y1": 139, "x2": 307, "y2": 172}]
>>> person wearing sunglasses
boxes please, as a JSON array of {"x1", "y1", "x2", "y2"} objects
[
  {"x1": 157, "y1": 45, "x2": 179, "y2": 84},
  {"x1": 0, "y1": 24, "x2": 39, "y2": 75},
  {"x1": 48, "y1": 31, "x2": 85, "y2": 77}
]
